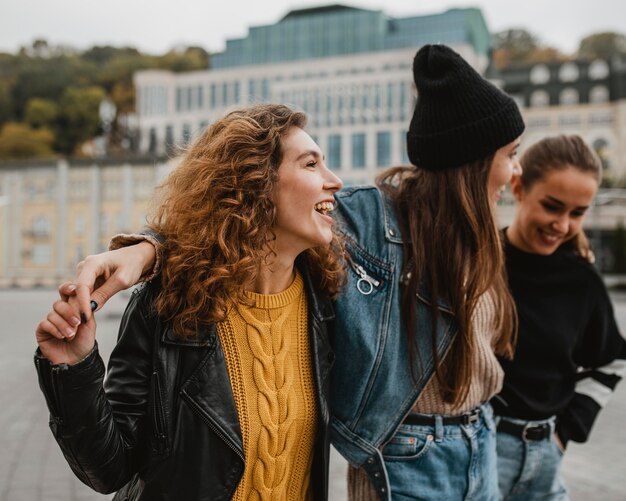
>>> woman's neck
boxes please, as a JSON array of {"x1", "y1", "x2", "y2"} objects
[{"x1": 247, "y1": 256, "x2": 297, "y2": 295}]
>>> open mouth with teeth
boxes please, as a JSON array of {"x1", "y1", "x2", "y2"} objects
[{"x1": 314, "y1": 201, "x2": 335, "y2": 215}]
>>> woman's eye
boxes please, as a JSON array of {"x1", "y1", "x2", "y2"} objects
[
  {"x1": 306, "y1": 161, "x2": 317, "y2": 168},
  {"x1": 541, "y1": 203, "x2": 559, "y2": 213}
]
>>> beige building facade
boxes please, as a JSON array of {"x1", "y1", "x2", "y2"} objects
[{"x1": 0, "y1": 158, "x2": 171, "y2": 287}]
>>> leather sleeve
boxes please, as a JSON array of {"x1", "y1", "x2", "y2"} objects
[{"x1": 34, "y1": 286, "x2": 157, "y2": 494}]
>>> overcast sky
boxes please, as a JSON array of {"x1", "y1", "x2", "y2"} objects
[{"x1": 2, "y1": 0, "x2": 624, "y2": 56}]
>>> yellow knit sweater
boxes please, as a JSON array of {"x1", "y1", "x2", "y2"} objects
[{"x1": 216, "y1": 272, "x2": 318, "y2": 501}]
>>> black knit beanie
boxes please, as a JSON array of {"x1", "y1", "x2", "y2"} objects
[{"x1": 406, "y1": 44, "x2": 525, "y2": 170}]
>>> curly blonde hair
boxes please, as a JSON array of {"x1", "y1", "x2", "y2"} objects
[{"x1": 148, "y1": 104, "x2": 345, "y2": 338}]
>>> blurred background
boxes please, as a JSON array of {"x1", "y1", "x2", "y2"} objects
[{"x1": 0, "y1": 1, "x2": 625, "y2": 500}]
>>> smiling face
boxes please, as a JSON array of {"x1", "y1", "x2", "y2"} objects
[
  {"x1": 272, "y1": 126, "x2": 343, "y2": 259},
  {"x1": 507, "y1": 166, "x2": 598, "y2": 255},
  {"x1": 488, "y1": 138, "x2": 522, "y2": 204}
]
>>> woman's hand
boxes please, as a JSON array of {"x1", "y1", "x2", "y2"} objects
[
  {"x1": 35, "y1": 285, "x2": 97, "y2": 365},
  {"x1": 71, "y1": 242, "x2": 156, "y2": 322}
]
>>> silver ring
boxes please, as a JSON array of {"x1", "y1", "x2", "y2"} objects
[{"x1": 357, "y1": 278, "x2": 374, "y2": 295}]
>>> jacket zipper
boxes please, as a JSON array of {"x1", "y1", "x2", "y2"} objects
[
  {"x1": 348, "y1": 257, "x2": 380, "y2": 295},
  {"x1": 151, "y1": 371, "x2": 168, "y2": 454},
  {"x1": 180, "y1": 390, "x2": 244, "y2": 462},
  {"x1": 51, "y1": 363, "x2": 68, "y2": 423}
]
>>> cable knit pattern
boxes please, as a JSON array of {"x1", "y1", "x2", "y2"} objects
[{"x1": 216, "y1": 272, "x2": 317, "y2": 501}]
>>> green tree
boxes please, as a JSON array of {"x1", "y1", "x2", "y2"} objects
[
  {"x1": 0, "y1": 80, "x2": 12, "y2": 125},
  {"x1": 493, "y1": 28, "x2": 539, "y2": 53},
  {"x1": 0, "y1": 122, "x2": 55, "y2": 159},
  {"x1": 493, "y1": 28, "x2": 566, "y2": 68},
  {"x1": 157, "y1": 46, "x2": 209, "y2": 72},
  {"x1": 25, "y1": 98, "x2": 58, "y2": 129},
  {"x1": 56, "y1": 85, "x2": 106, "y2": 154},
  {"x1": 578, "y1": 31, "x2": 626, "y2": 59}
]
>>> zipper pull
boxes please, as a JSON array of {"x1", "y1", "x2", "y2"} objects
[{"x1": 352, "y1": 262, "x2": 380, "y2": 295}]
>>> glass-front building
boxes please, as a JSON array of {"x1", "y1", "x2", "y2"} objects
[{"x1": 135, "y1": 4, "x2": 491, "y2": 184}]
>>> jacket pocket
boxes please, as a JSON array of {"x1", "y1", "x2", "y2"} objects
[{"x1": 150, "y1": 370, "x2": 169, "y2": 455}]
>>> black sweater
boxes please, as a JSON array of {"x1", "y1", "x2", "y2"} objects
[{"x1": 493, "y1": 237, "x2": 626, "y2": 446}]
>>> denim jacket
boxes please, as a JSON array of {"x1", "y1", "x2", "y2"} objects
[{"x1": 330, "y1": 186, "x2": 458, "y2": 500}]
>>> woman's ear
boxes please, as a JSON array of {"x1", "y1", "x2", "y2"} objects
[{"x1": 510, "y1": 175, "x2": 524, "y2": 201}]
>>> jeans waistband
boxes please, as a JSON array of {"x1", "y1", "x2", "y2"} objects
[{"x1": 404, "y1": 405, "x2": 482, "y2": 426}]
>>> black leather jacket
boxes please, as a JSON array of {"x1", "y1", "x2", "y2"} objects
[{"x1": 35, "y1": 262, "x2": 336, "y2": 500}]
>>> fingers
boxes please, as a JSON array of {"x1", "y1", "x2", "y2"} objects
[
  {"x1": 58, "y1": 281, "x2": 76, "y2": 302},
  {"x1": 89, "y1": 272, "x2": 131, "y2": 311},
  {"x1": 49, "y1": 300, "x2": 82, "y2": 339},
  {"x1": 36, "y1": 318, "x2": 65, "y2": 341}
]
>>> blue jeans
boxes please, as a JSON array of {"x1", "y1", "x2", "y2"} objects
[
  {"x1": 495, "y1": 415, "x2": 569, "y2": 501},
  {"x1": 381, "y1": 403, "x2": 498, "y2": 501}
]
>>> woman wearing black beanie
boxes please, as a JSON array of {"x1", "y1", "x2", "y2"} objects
[{"x1": 44, "y1": 45, "x2": 524, "y2": 500}]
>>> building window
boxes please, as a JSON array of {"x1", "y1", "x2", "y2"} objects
[
  {"x1": 530, "y1": 64, "x2": 550, "y2": 84},
  {"x1": 248, "y1": 79, "x2": 257, "y2": 102},
  {"x1": 559, "y1": 63, "x2": 579, "y2": 82},
  {"x1": 560, "y1": 88, "x2": 579, "y2": 105},
  {"x1": 176, "y1": 87, "x2": 183, "y2": 112},
  {"x1": 400, "y1": 82, "x2": 410, "y2": 121},
  {"x1": 590, "y1": 112, "x2": 613, "y2": 124},
  {"x1": 530, "y1": 90, "x2": 550, "y2": 108},
  {"x1": 197, "y1": 85, "x2": 204, "y2": 108},
  {"x1": 589, "y1": 85, "x2": 609, "y2": 104},
  {"x1": 558, "y1": 115, "x2": 581, "y2": 126},
  {"x1": 387, "y1": 82, "x2": 395, "y2": 122},
  {"x1": 376, "y1": 131, "x2": 391, "y2": 168},
  {"x1": 33, "y1": 215, "x2": 51, "y2": 237},
  {"x1": 75, "y1": 214, "x2": 85, "y2": 236},
  {"x1": 400, "y1": 130, "x2": 409, "y2": 164},
  {"x1": 589, "y1": 60, "x2": 609, "y2": 80},
  {"x1": 32, "y1": 245, "x2": 51, "y2": 265},
  {"x1": 182, "y1": 124, "x2": 191, "y2": 145},
  {"x1": 222, "y1": 82, "x2": 229, "y2": 106},
  {"x1": 148, "y1": 127, "x2": 157, "y2": 153},
  {"x1": 351, "y1": 133, "x2": 366, "y2": 169},
  {"x1": 210, "y1": 83, "x2": 217, "y2": 108},
  {"x1": 262, "y1": 79, "x2": 270, "y2": 101},
  {"x1": 165, "y1": 125, "x2": 174, "y2": 154},
  {"x1": 326, "y1": 93, "x2": 333, "y2": 127},
  {"x1": 527, "y1": 116, "x2": 551, "y2": 128},
  {"x1": 328, "y1": 134, "x2": 342, "y2": 170}
]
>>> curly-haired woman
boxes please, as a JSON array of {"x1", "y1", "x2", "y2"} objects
[{"x1": 34, "y1": 104, "x2": 344, "y2": 500}]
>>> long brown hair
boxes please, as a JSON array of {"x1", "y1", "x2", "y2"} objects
[
  {"x1": 147, "y1": 104, "x2": 345, "y2": 338},
  {"x1": 519, "y1": 135, "x2": 602, "y2": 258},
  {"x1": 378, "y1": 160, "x2": 516, "y2": 407}
]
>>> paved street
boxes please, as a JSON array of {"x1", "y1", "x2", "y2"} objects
[{"x1": 1, "y1": 288, "x2": 625, "y2": 500}]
